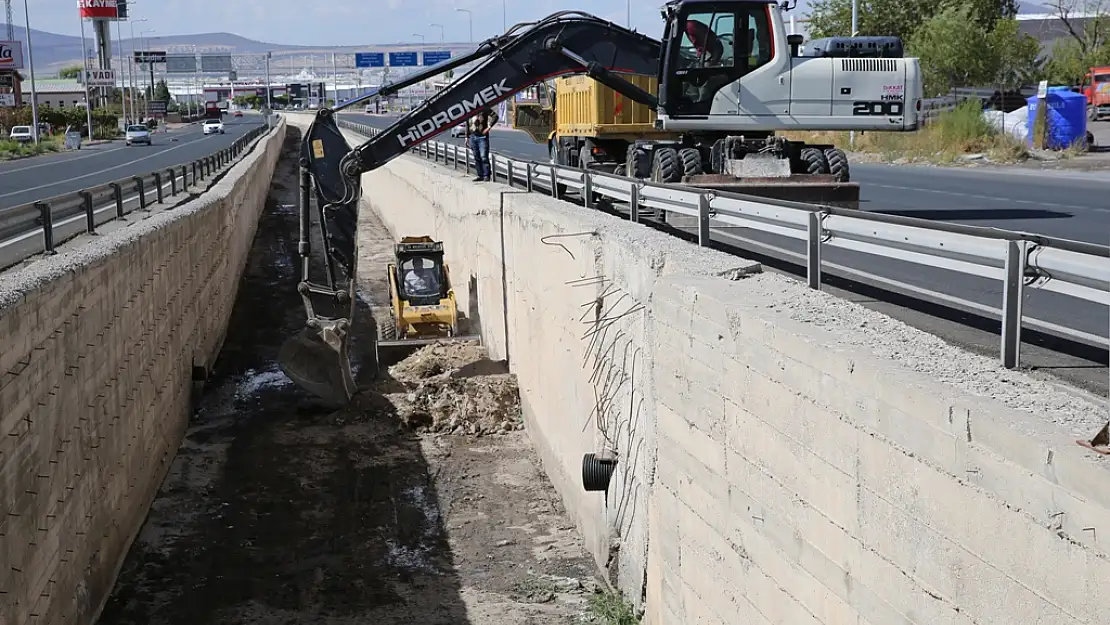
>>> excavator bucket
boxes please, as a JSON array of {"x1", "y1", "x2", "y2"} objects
[{"x1": 278, "y1": 317, "x2": 357, "y2": 407}]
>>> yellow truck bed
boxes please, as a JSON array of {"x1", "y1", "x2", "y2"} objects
[{"x1": 554, "y1": 74, "x2": 667, "y2": 138}]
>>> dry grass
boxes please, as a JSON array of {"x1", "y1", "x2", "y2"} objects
[
  {"x1": 0, "y1": 137, "x2": 61, "y2": 159},
  {"x1": 784, "y1": 100, "x2": 1030, "y2": 164}
]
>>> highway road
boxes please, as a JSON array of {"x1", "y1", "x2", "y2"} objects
[
  {"x1": 0, "y1": 116, "x2": 266, "y2": 210},
  {"x1": 341, "y1": 112, "x2": 1107, "y2": 392}
]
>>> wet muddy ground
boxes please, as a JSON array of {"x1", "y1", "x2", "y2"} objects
[{"x1": 96, "y1": 127, "x2": 603, "y2": 625}]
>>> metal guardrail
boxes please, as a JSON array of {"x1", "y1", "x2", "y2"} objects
[
  {"x1": 337, "y1": 119, "x2": 1108, "y2": 369},
  {"x1": 921, "y1": 87, "x2": 1040, "y2": 124},
  {"x1": 0, "y1": 123, "x2": 272, "y2": 272}
]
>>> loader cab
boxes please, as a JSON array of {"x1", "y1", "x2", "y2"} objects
[
  {"x1": 659, "y1": 0, "x2": 776, "y2": 116},
  {"x1": 394, "y1": 240, "x2": 448, "y2": 306}
]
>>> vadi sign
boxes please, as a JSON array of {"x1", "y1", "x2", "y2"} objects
[
  {"x1": 84, "y1": 69, "x2": 116, "y2": 86},
  {"x1": 0, "y1": 41, "x2": 24, "y2": 69},
  {"x1": 78, "y1": 0, "x2": 119, "y2": 19}
]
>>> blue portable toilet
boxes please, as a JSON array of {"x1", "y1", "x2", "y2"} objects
[{"x1": 1026, "y1": 87, "x2": 1088, "y2": 149}]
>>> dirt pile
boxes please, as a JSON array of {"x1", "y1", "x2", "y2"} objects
[{"x1": 379, "y1": 341, "x2": 524, "y2": 436}]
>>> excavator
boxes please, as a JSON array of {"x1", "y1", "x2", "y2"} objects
[{"x1": 277, "y1": 0, "x2": 924, "y2": 405}]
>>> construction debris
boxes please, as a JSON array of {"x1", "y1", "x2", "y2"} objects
[{"x1": 378, "y1": 341, "x2": 524, "y2": 436}]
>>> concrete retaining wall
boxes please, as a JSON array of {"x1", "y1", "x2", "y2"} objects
[
  {"x1": 338, "y1": 121, "x2": 1110, "y2": 623},
  {"x1": 0, "y1": 118, "x2": 287, "y2": 625}
]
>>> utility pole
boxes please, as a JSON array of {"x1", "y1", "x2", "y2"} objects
[
  {"x1": 456, "y1": 8, "x2": 472, "y2": 44},
  {"x1": 849, "y1": 0, "x2": 858, "y2": 149},
  {"x1": 78, "y1": 16, "x2": 94, "y2": 141}
]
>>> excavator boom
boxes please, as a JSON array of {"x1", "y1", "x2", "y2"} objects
[{"x1": 279, "y1": 11, "x2": 663, "y2": 404}]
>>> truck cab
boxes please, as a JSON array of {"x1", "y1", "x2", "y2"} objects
[{"x1": 1080, "y1": 66, "x2": 1110, "y2": 121}]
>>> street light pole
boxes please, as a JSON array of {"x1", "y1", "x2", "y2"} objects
[
  {"x1": 430, "y1": 23, "x2": 443, "y2": 45},
  {"x1": 141, "y1": 29, "x2": 155, "y2": 105},
  {"x1": 413, "y1": 33, "x2": 425, "y2": 101},
  {"x1": 129, "y1": 18, "x2": 146, "y2": 121},
  {"x1": 21, "y1": 0, "x2": 39, "y2": 143},
  {"x1": 115, "y1": 18, "x2": 127, "y2": 120},
  {"x1": 78, "y1": 16, "x2": 94, "y2": 142},
  {"x1": 503, "y1": 0, "x2": 507, "y2": 32},
  {"x1": 455, "y1": 8, "x2": 472, "y2": 44}
]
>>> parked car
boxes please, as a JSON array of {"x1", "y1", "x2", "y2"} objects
[
  {"x1": 9, "y1": 125, "x2": 33, "y2": 142},
  {"x1": 450, "y1": 123, "x2": 466, "y2": 138},
  {"x1": 125, "y1": 124, "x2": 152, "y2": 146},
  {"x1": 203, "y1": 118, "x2": 225, "y2": 135}
]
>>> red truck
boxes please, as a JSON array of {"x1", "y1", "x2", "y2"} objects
[
  {"x1": 1079, "y1": 66, "x2": 1110, "y2": 120},
  {"x1": 204, "y1": 101, "x2": 224, "y2": 120}
]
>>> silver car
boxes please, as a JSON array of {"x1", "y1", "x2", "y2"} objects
[{"x1": 125, "y1": 124, "x2": 151, "y2": 146}]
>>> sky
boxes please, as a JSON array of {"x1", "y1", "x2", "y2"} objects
[{"x1": 25, "y1": 0, "x2": 819, "y2": 46}]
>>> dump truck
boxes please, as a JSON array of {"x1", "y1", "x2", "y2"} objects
[
  {"x1": 510, "y1": 73, "x2": 862, "y2": 209},
  {"x1": 1080, "y1": 66, "x2": 1110, "y2": 121}
]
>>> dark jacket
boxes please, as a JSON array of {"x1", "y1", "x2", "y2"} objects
[{"x1": 467, "y1": 108, "x2": 499, "y2": 135}]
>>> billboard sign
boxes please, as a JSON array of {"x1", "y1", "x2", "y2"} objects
[
  {"x1": 200, "y1": 54, "x2": 232, "y2": 72},
  {"x1": 165, "y1": 54, "x2": 197, "y2": 73},
  {"x1": 388, "y1": 51, "x2": 417, "y2": 67},
  {"x1": 0, "y1": 41, "x2": 23, "y2": 70},
  {"x1": 84, "y1": 68, "x2": 115, "y2": 86},
  {"x1": 133, "y1": 50, "x2": 166, "y2": 64},
  {"x1": 116, "y1": 0, "x2": 127, "y2": 19},
  {"x1": 355, "y1": 52, "x2": 384, "y2": 67},
  {"x1": 422, "y1": 50, "x2": 451, "y2": 66},
  {"x1": 0, "y1": 93, "x2": 15, "y2": 106},
  {"x1": 78, "y1": 0, "x2": 119, "y2": 19}
]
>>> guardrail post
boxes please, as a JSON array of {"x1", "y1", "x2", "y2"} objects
[
  {"x1": 526, "y1": 164, "x2": 533, "y2": 192},
  {"x1": 110, "y1": 182, "x2": 125, "y2": 218},
  {"x1": 629, "y1": 184, "x2": 640, "y2": 223},
  {"x1": 80, "y1": 191, "x2": 95, "y2": 234},
  {"x1": 550, "y1": 167, "x2": 559, "y2": 199},
  {"x1": 465, "y1": 146, "x2": 472, "y2": 174},
  {"x1": 35, "y1": 202, "x2": 55, "y2": 254},
  {"x1": 506, "y1": 160, "x2": 514, "y2": 188},
  {"x1": 697, "y1": 194, "x2": 712, "y2": 247},
  {"x1": 192, "y1": 160, "x2": 199, "y2": 181},
  {"x1": 152, "y1": 172, "x2": 164, "y2": 203},
  {"x1": 133, "y1": 176, "x2": 147, "y2": 210},
  {"x1": 582, "y1": 171, "x2": 592, "y2": 208},
  {"x1": 806, "y1": 211, "x2": 823, "y2": 289},
  {"x1": 1000, "y1": 240, "x2": 1028, "y2": 369},
  {"x1": 168, "y1": 169, "x2": 177, "y2": 196},
  {"x1": 182, "y1": 165, "x2": 189, "y2": 189}
]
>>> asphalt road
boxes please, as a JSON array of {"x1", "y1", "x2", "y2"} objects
[
  {"x1": 342, "y1": 112, "x2": 1108, "y2": 392},
  {"x1": 0, "y1": 116, "x2": 266, "y2": 210}
]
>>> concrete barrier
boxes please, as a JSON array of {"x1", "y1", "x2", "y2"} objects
[
  {"x1": 0, "y1": 117, "x2": 287, "y2": 625},
  {"x1": 303, "y1": 119, "x2": 1110, "y2": 623}
]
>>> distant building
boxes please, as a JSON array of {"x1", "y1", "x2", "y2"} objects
[{"x1": 19, "y1": 79, "x2": 87, "y2": 109}]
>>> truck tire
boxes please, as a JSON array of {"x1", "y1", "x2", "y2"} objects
[
  {"x1": 799, "y1": 147, "x2": 830, "y2": 175},
  {"x1": 823, "y1": 147, "x2": 850, "y2": 182},
  {"x1": 651, "y1": 147, "x2": 681, "y2": 183},
  {"x1": 678, "y1": 147, "x2": 703, "y2": 177},
  {"x1": 626, "y1": 146, "x2": 651, "y2": 179}
]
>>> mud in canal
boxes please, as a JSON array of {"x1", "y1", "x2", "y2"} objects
[{"x1": 97, "y1": 127, "x2": 604, "y2": 625}]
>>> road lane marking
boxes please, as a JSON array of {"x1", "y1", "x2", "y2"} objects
[
  {"x1": 0, "y1": 130, "x2": 246, "y2": 200},
  {"x1": 0, "y1": 125, "x2": 205, "y2": 176},
  {"x1": 860, "y1": 183, "x2": 1110, "y2": 213}
]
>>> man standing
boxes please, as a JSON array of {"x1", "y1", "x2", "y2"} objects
[{"x1": 466, "y1": 105, "x2": 499, "y2": 182}]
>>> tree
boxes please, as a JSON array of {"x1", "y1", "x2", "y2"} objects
[
  {"x1": 58, "y1": 65, "x2": 83, "y2": 80},
  {"x1": 988, "y1": 18, "x2": 1045, "y2": 90},
  {"x1": 153, "y1": 78, "x2": 171, "y2": 102},
  {"x1": 908, "y1": 5, "x2": 996, "y2": 97},
  {"x1": 806, "y1": 0, "x2": 1019, "y2": 41},
  {"x1": 1045, "y1": 0, "x2": 1110, "y2": 55}
]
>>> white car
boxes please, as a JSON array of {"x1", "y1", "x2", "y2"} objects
[
  {"x1": 125, "y1": 124, "x2": 151, "y2": 146},
  {"x1": 203, "y1": 119, "x2": 225, "y2": 135},
  {"x1": 9, "y1": 125, "x2": 33, "y2": 142},
  {"x1": 450, "y1": 123, "x2": 466, "y2": 138}
]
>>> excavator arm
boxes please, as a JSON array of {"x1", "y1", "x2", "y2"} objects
[{"x1": 279, "y1": 11, "x2": 661, "y2": 405}]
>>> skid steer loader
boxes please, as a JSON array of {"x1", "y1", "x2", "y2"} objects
[{"x1": 375, "y1": 236, "x2": 480, "y2": 354}]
